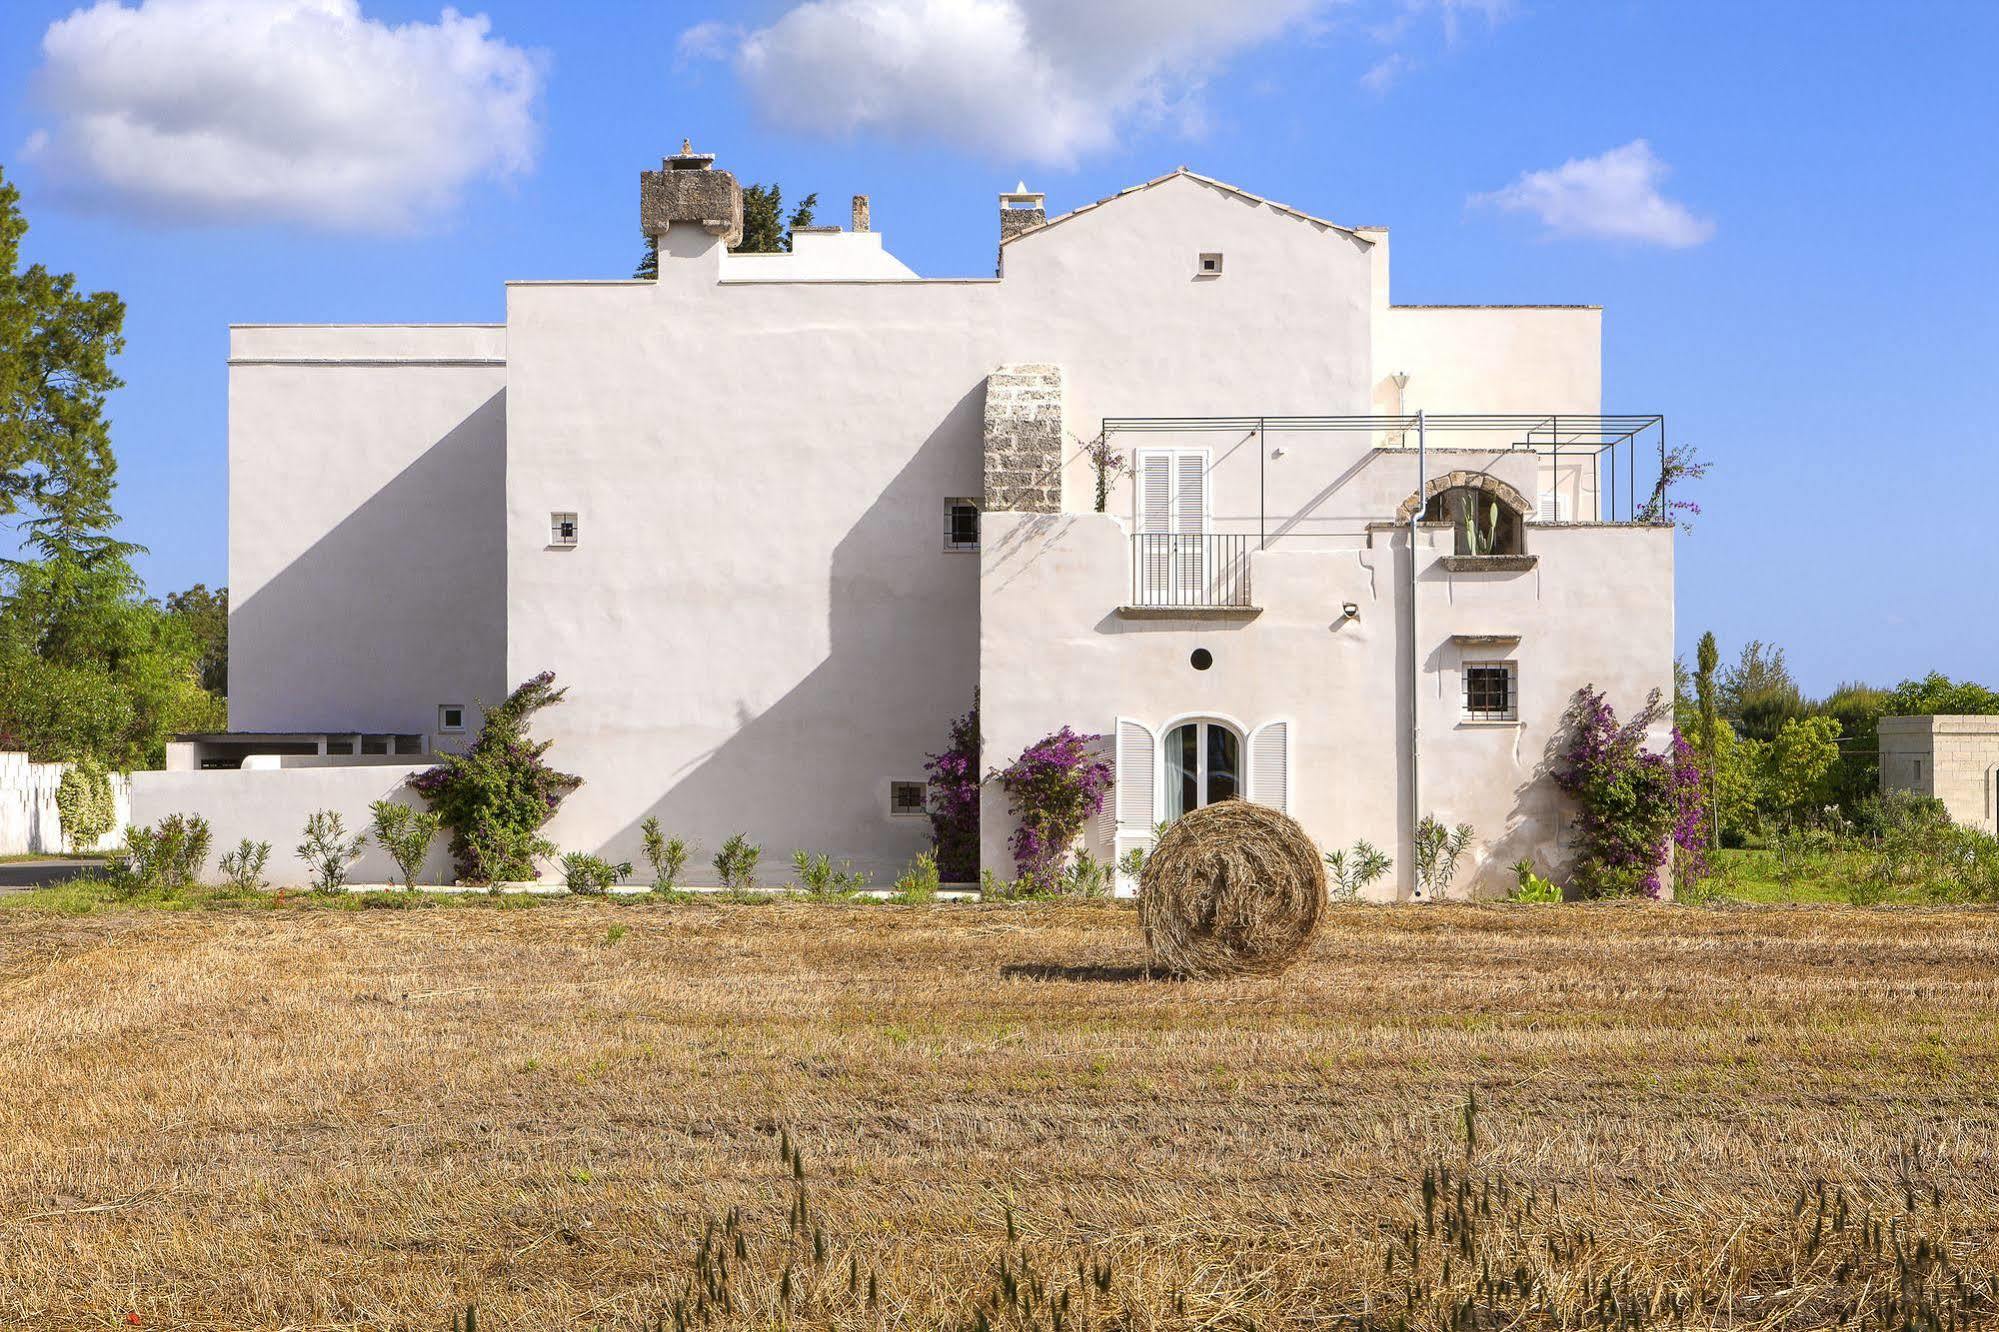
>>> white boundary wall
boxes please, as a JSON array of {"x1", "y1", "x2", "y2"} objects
[
  {"x1": 131, "y1": 764, "x2": 455, "y2": 886},
  {"x1": 0, "y1": 753, "x2": 132, "y2": 856}
]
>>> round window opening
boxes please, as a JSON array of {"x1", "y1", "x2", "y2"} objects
[{"x1": 1190, "y1": 648, "x2": 1214, "y2": 671}]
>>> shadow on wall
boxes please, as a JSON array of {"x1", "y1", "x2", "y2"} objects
[
  {"x1": 230, "y1": 390, "x2": 509, "y2": 734},
  {"x1": 595, "y1": 383, "x2": 986, "y2": 884}
]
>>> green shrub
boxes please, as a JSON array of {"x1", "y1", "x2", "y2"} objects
[
  {"x1": 1507, "y1": 859, "x2": 1564, "y2": 903},
  {"x1": 793, "y1": 850, "x2": 869, "y2": 895},
  {"x1": 1324, "y1": 839, "x2": 1393, "y2": 902},
  {"x1": 560, "y1": 852, "x2": 631, "y2": 895},
  {"x1": 369, "y1": 800, "x2": 442, "y2": 891},
  {"x1": 217, "y1": 839, "x2": 271, "y2": 893},
  {"x1": 55, "y1": 756, "x2": 117, "y2": 853},
  {"x1": 714, "y1": 833, "x2": 761, "y2": 889},
  {"x1": 1115, "y1": 845, "x2": 1147, "y2": 883},
  {"x1": 1865, "y1": 796, "x2": 1999, "y2": 902},
  {"x1": 115, "y1": 813, "x2": 211, "y2": 894},
  {"x1": 409, "y1": 672, "x2": 581, "y2": 884},
  {"x1": 640, "y1": 817, "x2": 693, "y2": 892},
  {"x1": 297, "y1": 810, "x2": 366, "y2": 895},
  {"x1": 1062, "y1": 850, "x2": 1109, "y2": 899},
  {"x1": 894, "y1": 850, "x2": 941, "y2": 902},
  {"x1": 1413, "y1": 817, "x2": 1474, "y2": 898}
]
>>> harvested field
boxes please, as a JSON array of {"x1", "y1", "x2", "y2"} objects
[{"x1": 1, "y1": 900, "x2": 1997, "y2": 1329}]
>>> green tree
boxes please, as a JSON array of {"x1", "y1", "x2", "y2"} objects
[
  {"x1": 1884, "y1": 672, "x2": 1999, "y2": 717},
  {"x1": 1693, "y1": 631, "x2": 1721, "y2": 848},
  {"x1": 633, "y1": 182, "x2": 820, "y2": 277},
  {"x1": 1819, "y1": 680, "x2": 1891, "y2": 812},
  {"x1": 1760, "y1": 715, "x2": 1843, "y2": 827},
  {"x1": 0, "y1": 167, "x2": 221, "y2": 766},
  {"x1": 165, "y1": 582, "x2": 227, "y2": 697},
  {"x1": 1720, "y1": 639, "x2": 1804, "y2": 742}
]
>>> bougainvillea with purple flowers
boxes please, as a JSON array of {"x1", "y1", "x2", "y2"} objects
[
  {"x1": 924, "y1": 701, "x2": 980, "y2": 883},
  {"x1": 1554, "y1": 684, "x2": 1704, "y2": 898},
  {"x1": 994, "y1": 726, "x2": 1114, "y2": 892},
  {"x1": 409, "y1": 671, "x2": 581, "y2": 883}
]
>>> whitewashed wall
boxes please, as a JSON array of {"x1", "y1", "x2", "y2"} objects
[
  {"x1": 0, "y1": 753, "x2": 133, "y2": 856},
  {"x1": 130, "y1": 764, "x2": 454, "y2": 886}
]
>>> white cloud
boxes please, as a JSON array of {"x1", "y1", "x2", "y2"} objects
[
  {"x1": 23, "y1": 0, "x2": 543, "y2": 232},
  {"x1": 1471, "y1": 140, "x2": 1715, "y2": 248},
  {"x1": 682, "y1": 0, "x2": 1331, "y2": 168},
  {"x1": 1360, "y1": 52, "x2": 1412, "y2": 95}
]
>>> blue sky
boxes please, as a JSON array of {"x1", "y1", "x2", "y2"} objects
[{"x1": 1, "y1": 0, "x2": 1994, "y2": 695}]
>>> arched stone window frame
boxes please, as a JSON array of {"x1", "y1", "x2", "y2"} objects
[{"x1": 1397, "y1": 470, "x2": 1535, "y2": 565}]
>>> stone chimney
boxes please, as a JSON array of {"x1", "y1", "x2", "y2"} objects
[
  {"x1": 996, "y1": 182, "x2": 1045, "y2": 274},
  {"x1": 851, "y1": 194, "x2": 871, "y2": 233},
  {"x1": 639, "y1": 139, "x2": 743, "y2": 250}
]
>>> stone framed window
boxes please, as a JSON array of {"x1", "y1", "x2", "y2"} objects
[
  {"x1": 438, "y1": 704, "x2": 466, "y2": 734},
  {"x1": 1463, "y1": 662, "x2": 1518, "y2": 723},
  {"x1": 1425, "y1": 486, "x2": 1524, "y2": 557},
  {"x1": 944, "y1": 498, "x2": 980, "y2": 551},
  {"x1": 1198, "y1": 252, "x2": 1223, "y2": 275},
  {"x1": 549, "y1": 511, "x2": 579, "y2": 548}
]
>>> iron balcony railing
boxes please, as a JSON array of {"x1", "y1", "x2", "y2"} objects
[{"x1": 1130, "y1": 533, "x2": 1252, "y2": 608}]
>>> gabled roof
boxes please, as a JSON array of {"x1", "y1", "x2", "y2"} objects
[{"x1": 1001, "y1": 166, "x2": 1372, "y2": 247}]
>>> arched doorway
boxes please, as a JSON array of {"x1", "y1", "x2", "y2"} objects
[{"x1": 1163, "y1": 718, "x2": 1242, "y2": 821}]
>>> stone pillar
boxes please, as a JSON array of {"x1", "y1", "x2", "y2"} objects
[
  {"x1": 983, "y1": 365, "x2": 1063, "y2": 513},
  {"x1": 851, "y1": 194, "x2": 870, "y2": 232},
  {"x1": 996, "y1": 185, "x2": 1045, "y2": 275}
]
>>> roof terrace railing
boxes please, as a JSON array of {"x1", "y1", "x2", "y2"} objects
[{"x1": 1101, "y1": 413, "x2": 1670, "y2": 547}]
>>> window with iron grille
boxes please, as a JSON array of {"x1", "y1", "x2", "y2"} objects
[
  {"x1": 889, "y1": 781, "x2": 928, "y2": 817},
  {"x1": 1463, "y1": 662, "x2": 1518, "y2": 722},
  {"x1": 945, "y1": 498, "x2": 979, "y2": 550},
  {"x1": 550, "y1": 511, "x2": 579, "y2": 547}
]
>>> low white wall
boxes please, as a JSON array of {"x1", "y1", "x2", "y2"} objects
[
  {"x1": 0, "y1": 753, "x2": 132, "y2": 856},
  {"x1": 130, "y1": 764, "x2": 456, "y2": 886}
]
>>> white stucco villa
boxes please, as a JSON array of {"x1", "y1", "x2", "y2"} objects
[{"x1": 133, "y1": 147, "x2": 1678, "y2": 897}]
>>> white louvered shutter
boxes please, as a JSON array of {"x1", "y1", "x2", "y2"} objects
[
  {"x1": 1175, "y1": 452, "x2": 1206, "y2": 535},
  {"x1": 1139, "y1": 454, "x2": 1171, "y2": 534},
  {"x1": 1115, "y1": 718, "x2": 1157, "y2": 829},
  {"x1": 1247, "y1": 721, "x2": 1290, "y2": 814}
]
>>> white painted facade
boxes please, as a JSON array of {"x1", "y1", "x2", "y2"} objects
[{"x1": 149, "y1": 161, "x2": 1676, "y2": 895}]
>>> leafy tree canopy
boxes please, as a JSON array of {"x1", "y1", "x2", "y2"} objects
[
  {"x1": 165, "y1": 582, "x2": 228, "y2": 697},
  {"x1": 1885, "y1": 672, "x2": 1999, "y2": 717},
  {"x1": 0, "y1": 168, "x2": 220, "y2": 767}
]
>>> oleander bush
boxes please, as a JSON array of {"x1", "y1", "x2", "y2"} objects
[{"x1": 55, "y1": 756, "x2": 117, "y2": 853}]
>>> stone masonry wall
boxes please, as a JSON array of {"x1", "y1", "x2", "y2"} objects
[{"x1": 983, "y1": 365, "x2": 1064, "y2": 513}]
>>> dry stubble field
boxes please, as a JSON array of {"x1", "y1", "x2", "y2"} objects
[{"x1": 2, "y1": 900, "x2": 1998, "y2": 1330}]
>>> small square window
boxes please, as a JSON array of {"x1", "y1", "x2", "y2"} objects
[
  {"x1": 945, "y1": 498, "x2": 980, "y2": 551},
  {"x1": 1463, "y1": 662, "x2": 1518, "y2": 722},
  {"x1": 439, "y1": 705, "x2": 466, "y2": 733},
  {"x1": 550, "y1": 511, "x2": 579, "y2": 547},
  {"x1": 1198, "y1": 252, "x2": 1223, "y2": 275},
  {"x1": 889, "y1": 781, "x2": 928, "y2": 818}
]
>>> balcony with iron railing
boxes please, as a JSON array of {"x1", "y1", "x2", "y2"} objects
[{"x1": 1127, "y1": 533, "x2": 1253, "y2": 612}]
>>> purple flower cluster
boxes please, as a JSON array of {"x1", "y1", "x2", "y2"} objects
[
  {"x1": 924, "y1": 703, "x2": 981, "y2": 882},
  {"x1": 1553, "y1": 685, "x2": 1682, "y2": 898},
  {"x1": 995, "y1": 726, "x2": 1114, "y2": 891}
]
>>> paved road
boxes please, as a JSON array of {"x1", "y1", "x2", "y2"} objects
[{"x1": 0, "y1": 859, "x2": 107, "y2": 891}]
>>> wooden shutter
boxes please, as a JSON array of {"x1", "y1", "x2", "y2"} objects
[
  {"x1": 1115, "y1": 718, "x2": 1157, "y2": 829},
  {"x1": 1247, "y1": 721, "x2": 1290, "y2": 814}
]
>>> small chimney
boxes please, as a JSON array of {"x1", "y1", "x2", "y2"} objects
[
  {"x1": 639, "y1": 139, "x2": 743, "y2": 251},
  {"x1": 851, "y1": 194, "x2": 871, "y2": 232},
  {"x1": 997, "y1": 181, "x2": 1045, "y2": 274}
]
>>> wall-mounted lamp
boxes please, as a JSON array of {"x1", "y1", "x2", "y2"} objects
[
  {"x1": 1270, "y1": 446, "x2": 1285, "y2": 459},
  {"x1": 1341, "y1": 602, "x2": 1360, "y2": 620}
]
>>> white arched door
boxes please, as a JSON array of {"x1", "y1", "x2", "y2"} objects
[{"x1": 1163, "y1": 719, "x2": 1242, "y2": 821}]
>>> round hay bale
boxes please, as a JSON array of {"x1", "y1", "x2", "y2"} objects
[{"x1": 1139, "y1": 799, "x2": 1326, "y2": 978}]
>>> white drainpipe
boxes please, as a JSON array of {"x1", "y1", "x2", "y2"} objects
[{"x1": 1409, "y1": 410, "x2": 1426, "y2": 899}]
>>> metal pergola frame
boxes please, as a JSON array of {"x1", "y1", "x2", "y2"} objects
[
  {"x1": 1100, "y1": 411, "x2": 1667, "y2": 900},
  {"x1": 1101, "y1": 412, "x2": 1668, "y2": 547}
]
